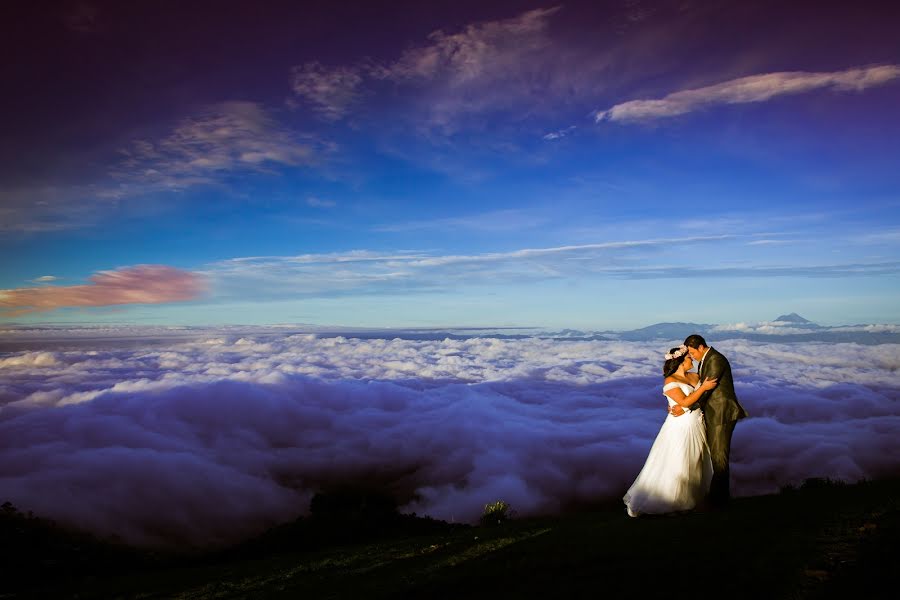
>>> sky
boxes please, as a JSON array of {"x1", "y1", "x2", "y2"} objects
[
  {"x1": 2, "y1": 0, "x2": 900, "y2": 329},
  {"x1": 2, "y1": 334, "x2": 897, "y2": 547}
]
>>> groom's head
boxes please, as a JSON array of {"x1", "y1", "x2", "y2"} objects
[{"x1": 684, "y1": 334, "x2": 708, "y2": 361}]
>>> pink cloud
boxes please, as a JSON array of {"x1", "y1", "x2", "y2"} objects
[{"x1": 0, "y1": 265, "x2": 207, "y2": 316}]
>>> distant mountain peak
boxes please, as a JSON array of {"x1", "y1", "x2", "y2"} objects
[{"x1": 775, "y1": 313, "x2": 812, "y2": 324}]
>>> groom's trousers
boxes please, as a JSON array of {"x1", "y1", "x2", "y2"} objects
[{"x1": 707, "y1": 419, "x2": 737, "y2": 507}]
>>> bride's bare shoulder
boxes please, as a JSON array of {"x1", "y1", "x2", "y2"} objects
[{"x1": 664, "y1": 375, "x2": 692, "y2": 388}]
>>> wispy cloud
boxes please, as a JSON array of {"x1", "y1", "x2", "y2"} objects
[
  {"x1": 201, "y1": 239, "x2": 900, "y2": 302},
  {"x1": 852, "y1": 228, "x2": 900, "y2": 244},
  {"x1": 594, "y1": 64, "x2": 900, "y2": 123},
  {"x1": 61, "y1": 2, "x2": 101, "y2": 33},
  {"x1": 288, "y1": 7, "x2": 563, "y2": 130},
  {"x1": 289, "y1": 62, "x2": 364, "y2": 120},
  {"x1": 305, "y1": 196, "x2": 336, "y2": 208},
  {"x1": 203, "y1": 235, "x2": 732, "y2": 299},
  {"x1": 0, "y1": 184, "x2": 122, "y2": 234},
  {"x1": 397, "y1": 236, "x2": 731, "y2": 268},
  {"x1": 378, "y1": 6, "x2": 563, "y2": 132},
  {"x1": 373, "y1": 209, "x2": 548, "y2": 233},
  {"x1": 220, "y1": 250, "x2": 430, "y2": 265},
  {"x1": 543, "y1": 126, "x2": 576, "y2": 140},
  {"x1": 746, "y1": 239, "x2": 794, "y2": 246},
  {"x1": 372, "y1": 6, "x2": 561, "y2": 84},
  {"x1": 113, "y1": 101, "x2": 324, "y2": 190},
  {"x1": 0, "y1": 265, "x2": 207, "y2": 316},
  {"x1": 28, "y1": 276, "x2": 59, "y2": 283},
  {"x1": 2, "y1": 103, "x2": 330, "y2": 235},
  {"x1": 611, "y1": 262, "x2": 900, "y2": 279}
]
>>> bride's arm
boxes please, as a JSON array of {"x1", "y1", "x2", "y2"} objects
[{"x1": 664, "y1": 379, "x2": 717, "y2": 407}]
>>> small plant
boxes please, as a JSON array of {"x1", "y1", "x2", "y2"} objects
[
  {"x1": 779, "y1": 483, "x2": 796, "y2": 495},
  {"x1": 800, "y1": 477, "x2": 847, "y2": 490},
  {"x1": 480, "y1": 500, "x2": 514, "y2": 526}
]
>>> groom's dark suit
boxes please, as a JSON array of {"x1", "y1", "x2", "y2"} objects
[{"x1": 697, "y1": 347, "x2": 748, "y2": 507}]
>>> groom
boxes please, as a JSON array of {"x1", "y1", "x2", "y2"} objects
[{"x1": 670, "y1": 335, "x2": 748, "y2": 508}]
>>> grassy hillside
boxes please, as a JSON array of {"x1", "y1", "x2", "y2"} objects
[{"x1": 3, "y1": 477, "x2": 898, "y2": 599}]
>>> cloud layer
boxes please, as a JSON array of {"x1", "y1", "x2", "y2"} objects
[
  {"x1": 1, "y1": 332, "x2": 898, "y2": 548},
  {"x1": 595, "y1": 64, "x2": 900, "y2": 123},
  {"x1": 0, "y1": 265, "x2": 206, "y2": 316}
]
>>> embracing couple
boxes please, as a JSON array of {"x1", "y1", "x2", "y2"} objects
[{"x1": 624, "y1": 335, "x2": 748, "y2": 517}]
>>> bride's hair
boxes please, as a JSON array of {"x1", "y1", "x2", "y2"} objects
[{"x1": 663, "y1": 347, "x2": 686, "y2": 378}]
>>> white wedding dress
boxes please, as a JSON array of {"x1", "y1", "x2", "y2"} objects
[{"x1": 623, "y1": 382, "x2": 713, "y2": 516}]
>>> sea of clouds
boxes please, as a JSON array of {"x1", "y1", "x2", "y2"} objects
[{"x1": 1, "y1": 330, "x2": 898, "y2": 548}]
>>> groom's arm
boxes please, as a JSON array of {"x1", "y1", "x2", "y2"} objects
[
  {"x1": 669, "y1": 356, "x2": 723, "y2": 416},
  {"x1": 703, "y1": 353, "x2": 727, "y2": 385}
]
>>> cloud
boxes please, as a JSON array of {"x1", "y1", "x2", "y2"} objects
[
  {"x1": 113, "y1": 101, "x2": 324, "y2": 190},
  {"x1": 288, "y1": 7, "x2": 563, "y2": 130},
  {"x1": 373, "y1": 209, "x2": 548, "y2": 233},
  {"x1": 746, "y1": 239, "x2": 793, "y2": 246},
  {"x1": 305, "y1": 196, "x2": 336, "y2": 208},
  {"x1": 713, "y1": 321, "x2": 816, "y2": 335},
  {"x1": 609, "y1": 261, "x2": 900, "y2": 280},
  {"x1": 61, "y1": 2, "x2": 101, "y2": 33},
  {"x1": 1, "y1": 103, "x2": 331, "y2": 234},
  {"x1": 714, "y1": 321, "x2": 900, "y2": 336},
  {"x1": 543, "y1": 126, "x2": 576, "y2": 140},
  {"x1": 378, "y1": 6, "x2": 563, "y2": 131},
  {"x1": 0, "y1": 265, "x2": 207, "y2": 316},
  {"x1": 373, "y1": 7, "x2": 561, "y2": 84},
  {"x1": 0, "y1": 333, "x2": 897, "y2": 548},
  {"x1": 203, "y1": 236, "x2": 733, "y2": 299},
  {"x1": 853, "y1": 228, "x2": 900, "y2": 244},
  {"x1": 289, "y1": 62, "x2": 364, "y2": 120},
  {"x1": 594, "y1": 64, "x2": 900, "y2": 123},
  {"x1": 399, "y1": 236, "x2": 729, "y2": 267},
  {"x1": 29, "y1": 276, "x2": 59, "y2": 283},
  {"x1": 830, "y1": 324, "x2": 900, "y2": 334},
  {"x1": 201, "y1": 241, "x2": 900, "y2": 302},
  {"x1": 0, "y1": 184, "x2": 124, "y2": 234}
]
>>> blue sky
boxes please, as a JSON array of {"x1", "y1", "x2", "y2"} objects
[{"x1": 2, "y1": 0, "x2": 899, "y2": 328}]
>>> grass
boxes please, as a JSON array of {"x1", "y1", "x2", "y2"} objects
[{"x1": 4, "y1": 477, "x2": 899, "y2": 599}]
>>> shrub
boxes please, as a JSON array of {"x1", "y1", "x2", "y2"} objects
[
  {"x1": 800, "y1": 477, "x2": 847, "y2": 490},
  {"x1": 309, "y1": 488, "x2": 398, "y2": 522},
  {"x1": 480, "y1": 500, "x2": 514, "y2": 526}
]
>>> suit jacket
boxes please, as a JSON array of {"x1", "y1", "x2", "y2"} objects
[{"x1": 698, "y1": 347, "x2": 748, "y2": 425}]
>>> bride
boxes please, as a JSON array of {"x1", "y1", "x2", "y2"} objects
[{"x1": 623, "y1": 345, "x2": 716, "y2": 517}]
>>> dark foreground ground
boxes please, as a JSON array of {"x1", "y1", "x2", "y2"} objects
[{"x1": 2, "y1": 477, "x2": 899, "y2": 599}]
